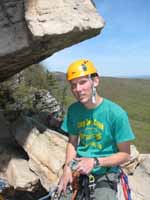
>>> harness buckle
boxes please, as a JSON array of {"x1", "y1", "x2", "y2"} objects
[
  {"x1": 88, "y1": 174, "x2": 96, "y2": 193},
  {"x1": 88, "y1": 174, "x2": 95, "y2": 183}
]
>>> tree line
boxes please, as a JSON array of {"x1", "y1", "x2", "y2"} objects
[{"x1": 0, "y1": 64, "x2": 68, "y2": 112}]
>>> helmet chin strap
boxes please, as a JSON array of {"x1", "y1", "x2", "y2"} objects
[
  {"x1": 88, "y1": 74, "x2": 96, "y2": 104},
  {"x1": 92, "y1": 86, "x2": 96, "y2": 104}
]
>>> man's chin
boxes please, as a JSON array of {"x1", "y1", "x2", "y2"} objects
[{"x1": 79, "y1": 98, "x2": 89, "y2": 104}]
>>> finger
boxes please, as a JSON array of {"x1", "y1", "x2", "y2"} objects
[
  {"x1": 79, "y1": 167, "x2": 86, "y2": 174},
  {"x1": 75, "y1": 157, "x2": 82, "y2": 161},
  {"x1": 76, "y1": 165, "x2": 83, "y2": 173},
  {"x1": 58, "y1": 183, "x2": 63, "y2": 194},
  {"x1": 58, "y1": 179, "x2": 66, "y2": 193},
  {"x1": 75, "y1": 164, "x2": 81, "y2": 171},
  {"x1": 70, "y1": 176, "x2": 73, "y2": 183},
  {"x1": 63, "y1": 183, "x2": 68, "y2": 195}
]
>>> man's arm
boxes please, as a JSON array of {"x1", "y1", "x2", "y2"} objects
[
  {"x1": 64, "y1": 135, "x2": 78, "y2": 166},
  {"x1": 97, "y1": 141, "x2": 131, "y2": 167},
  {"x1": 75, "y1": 141, "x2": 131, "y2": 175},
  {"x1": 58, "y1": 135, "x2": 78, "y2": 193}
]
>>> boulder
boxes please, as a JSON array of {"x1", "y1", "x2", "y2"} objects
[
  {"x1": 0, "y1": 140, "x2": 40, "y2": 194},
  {"x1": 0, "y1": 0, "x2": 105, "y2": 82},
  {"x1": 128, "y1": 154, "x2": 150, "y2": 200},
  {"x1": 122, "y1": 145, "x2": 150, "y2": 200},
  {"x1": 6, "y1": 158, "x2": 39, "y2": 192},
  {"x1": 12, "y1": 116, "x2": 68, "y2": 190}
]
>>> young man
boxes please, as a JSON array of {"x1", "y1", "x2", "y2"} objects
[{"x1": 58, "y1": 59, "x2": 135, "y2": 200}]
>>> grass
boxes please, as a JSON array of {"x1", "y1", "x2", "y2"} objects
[{"x1": 131, "y1": 119, "x2": 150, "y2": 153}]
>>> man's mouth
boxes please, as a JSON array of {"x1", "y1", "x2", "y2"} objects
[
  {"x1": 78, "y1": 94, "x2": 88, "y2": 102},
  {"x1": 78, "y1": 93, "x2": 85, "y2": 99}
]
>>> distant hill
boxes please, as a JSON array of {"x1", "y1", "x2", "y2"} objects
[
  {"x1": 132, "y1": 75, "x2": 150, "y2": 79},
  {"x1": 52, "y1": 73, "x2": 150, "y2": 153},
  {"x1": 53, "y1": 71, "x2": 66, "y2": 82},
  {"x1": 116, "y1": 75, "x2": 150, "y2": 79},
  {"x1": 52, "y1": 72, "x2": 150, "y2": 82}
]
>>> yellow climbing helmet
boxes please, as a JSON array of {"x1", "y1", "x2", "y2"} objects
[{"x1": 67, "y1": 59, "x2": 97, "y2": 81}]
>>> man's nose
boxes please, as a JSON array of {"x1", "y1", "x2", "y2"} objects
[{"x1": 76, "y1": 83, "x2": 82, "y2": 92}]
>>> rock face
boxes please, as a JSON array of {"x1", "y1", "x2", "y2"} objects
[
  {"x1": 0, "y1": 0, "x2": 105, "y2": 82},
  {"x1": 11, "y1": 115, "x2": 68, "y2": 191},
  {"x1": 6, "y1": 158, "x2": 39, "y2": 191}
]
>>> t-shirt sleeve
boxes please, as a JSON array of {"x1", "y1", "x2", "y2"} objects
[{"x1": 112, "y1": 111, "x2": 135, "y2": 143}]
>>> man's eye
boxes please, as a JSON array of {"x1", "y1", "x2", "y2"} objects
[
  {"x1": 71, "y1": 79, "x2": 88, "y2": 89},
  {"x1": 80, "y1": 80, "x2": 87, "y2": 85}
]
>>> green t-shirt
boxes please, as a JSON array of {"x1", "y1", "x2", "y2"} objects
[{"x1": 61, "y1": 98, "x2": 135, "y2": 174}]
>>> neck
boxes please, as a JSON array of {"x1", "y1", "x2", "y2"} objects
[{"x1": 84, "y1": 95, "x2": 103, "y2": 109}]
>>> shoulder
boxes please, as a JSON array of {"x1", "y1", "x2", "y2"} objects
[{"x1": 103, "y1": 98, "x2": 127, "y2": 118}]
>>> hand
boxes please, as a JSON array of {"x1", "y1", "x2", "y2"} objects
[
  {"x1": 58, "y1": 165, "x2": 72, "y2": 195},
  {"x1": 75, "y1": 157, "x2": 94, "y2": 174}
]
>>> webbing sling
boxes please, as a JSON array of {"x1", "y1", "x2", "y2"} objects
[
  {"x1": 119, "y1": 170, "x2": 132, "y2": 200},
  {"x1": 77, "y1": 174, "x2": 96, "y2": 200}
]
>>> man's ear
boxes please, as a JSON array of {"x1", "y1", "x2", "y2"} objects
[{"x1": 93, "y1": 76, "x2": 100, "y2": 87}]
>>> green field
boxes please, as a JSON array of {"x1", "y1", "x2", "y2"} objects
[{"x1": 58, "y1": 75, "x2": 150, "y2": 153}]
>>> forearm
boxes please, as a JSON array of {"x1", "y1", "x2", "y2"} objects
[
  {"x1": 59, "y1": 139, "x2": 77, "y2": 194},
  {"x1": 64, "y1": 136, "x2": 78, "y2": 166},
  {"x1": 98, "y1": 152, "x2": 130, "y2": 167},
  {"x1": 65, "y1": 142, "x2": 77, "y2": 165}
]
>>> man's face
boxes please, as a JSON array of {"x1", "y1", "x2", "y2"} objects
[{"x1": 70, "y1": 76, "x2": 93, "y2": 105}]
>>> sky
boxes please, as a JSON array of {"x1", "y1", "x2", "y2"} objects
[{"x1": 42, "y1": 0, "x2": 150, "y2": 77}]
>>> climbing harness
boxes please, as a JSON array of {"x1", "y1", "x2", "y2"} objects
[{"x1": 38, "y1": 161, "x2": 132, "y2": 200}]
